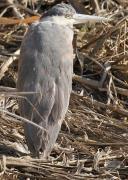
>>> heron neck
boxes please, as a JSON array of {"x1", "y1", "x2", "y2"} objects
[{"x1": 40, "y1": 16, "x2": 74, "y2": 26}]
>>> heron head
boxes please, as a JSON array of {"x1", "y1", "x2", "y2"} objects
[
  {"x1": 41, "y1": 3, "x2": 108, "y2": 25},
  {"x1": 43, "y1": 3, "x2": 76, "y2": 18}
]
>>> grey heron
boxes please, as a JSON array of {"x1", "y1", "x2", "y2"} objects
[{"x1": 17, "y1": 3, "x2": 106, "y2": 158}]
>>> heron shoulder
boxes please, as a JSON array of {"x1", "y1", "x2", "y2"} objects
[{"x1": 26, "y1": 18, "x2": 74, "y2": 47}]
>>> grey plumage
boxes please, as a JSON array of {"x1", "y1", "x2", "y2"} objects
[{"x1": 17, "y1": 16, "x2": 73, "y2": 158}]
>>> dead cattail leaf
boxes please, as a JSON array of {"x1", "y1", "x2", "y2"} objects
[{"x1": 0, "y1": 16, "x2": 39, "y2": 25}]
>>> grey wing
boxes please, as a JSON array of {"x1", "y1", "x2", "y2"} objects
[
  {"x1": 17, "y1": 21, "x2": 73, "y2": 156},
  {"x1": 44, "y1": 23, "x2": 73, "y2": 156},
  {"x1": 45, "y1": 62, "x2": 73, "y2": 157}
]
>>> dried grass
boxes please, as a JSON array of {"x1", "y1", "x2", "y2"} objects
[{"x1": 0, "y1": 0, "x2": 128, "y2": 179}]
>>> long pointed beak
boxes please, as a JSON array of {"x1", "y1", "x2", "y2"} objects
[{"x1": 73, "y1": 14, "x2": 108, "y2": 24}]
